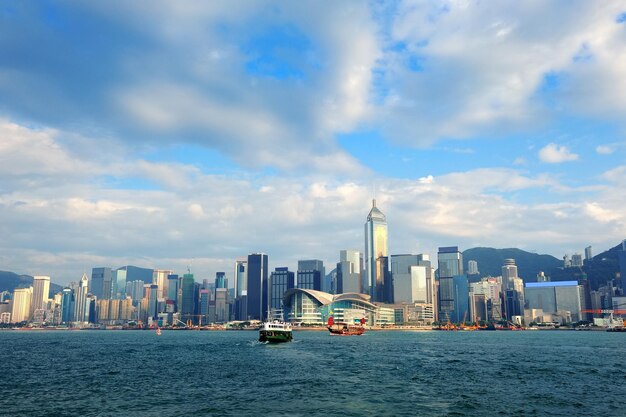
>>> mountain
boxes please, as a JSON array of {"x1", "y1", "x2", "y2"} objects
[
  {"x1": 0, "y1": 271, "x2": 64, "y2": 298},
  {"x1": 462, "y1": 248, "x2": 562, "y2": 282}
]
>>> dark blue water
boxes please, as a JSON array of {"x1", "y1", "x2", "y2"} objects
[{"x1": 1, "y1": 330, "x2": 624, "y2": 416}]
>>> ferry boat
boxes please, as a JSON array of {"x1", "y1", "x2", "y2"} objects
[
  {"x1": 259, "y1": 321, "x2": 293, "y2": 343},
  {"x1": 327, "y1": 316, "x2": 365, "y2": 336}
]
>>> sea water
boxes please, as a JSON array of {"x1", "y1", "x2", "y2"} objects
[{"x1": 1, "y1": 330, "x2": 624, "y2": 416}]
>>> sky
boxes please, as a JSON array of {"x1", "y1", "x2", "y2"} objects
[{"x1": 1, "y1": 1, "x2": 626, "y2": 285}]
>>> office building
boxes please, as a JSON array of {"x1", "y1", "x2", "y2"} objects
[
  {"x1": 199, "y1": 289, "x2": 210, "y2": 324},
  {"x1": 525, "y1": 281, "x2": 585, "y2": 323},
  {"x1": 11, "y1": 287, "x2": 33, "y2": 323},
  {"x1": 215, "y1": 272, "x2": 226, "y2": 289},
  {"x1": 74, "y1": 273, "x2": 89, "y2": 323},
  {"x1": 60, "y1": 288, "x2": 74, "y2": 324},
  {"x1": 91, "y1": 268, "x2": 112, "y2": 300},
  {"x1": 180, "y1": 274, "x2": 195, "y2": 321},
  {"x1": 153, "y1": 270, "x2": 173, "y2": 299},
  {"x1": 336, "y1": 250, "x2": 362, "y2": 294},
  {"x1": 246, "y1": 253, "x2": 268, "y2": 321},
  {"x1": 391, "y1": 255, "x2": 431, "y2": 305},
  {"x1": 438, "y1": 246, "x2": 463, "y2": 321},
  {"x1": 31, "y1": 275, "x2": 50, "y2": 316},
  {"x1": 270, "y1": 267, "x2": 295, "y2": 319},
  {"x1": 112, "y1": 268, "x2": 127, "y2": 299},
  {"x1": 364, "y1": 199, "x2": 389, "y2": 302},
  {"x1": 215, "y1": 288, "x2": 229, "y2": 323},
  {"x1": 297, "y1": 260, "x2": 324, "y2": 291}
]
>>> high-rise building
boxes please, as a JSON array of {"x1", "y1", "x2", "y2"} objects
[
  {"x1": 391, "y1": 255, "x2": 431, "y2": 305},
  {"x1": 91, "y1": 268, "x2": 112, "y2": 300},
  {"x1": 153, "y1": 270, "x2": 173, "y2": 299},
  {"x1": 437, "y1": 246, "x2": 463, "y2": 321},
  {"x1": 180, "y1": 274, "x2": 195, "y2": 321},
  {"x1": 525, "y1": 281, "x2": 585, "y2": 322},
  {"x1": 74, "y1": 273, "x2": 89, "y2": 323},
  {"x1": 336, "y1": 250, "x2": 362, "y2": 294},
  {"x1": 501, "y1": 259, "x2": 524, "y2": 320},
  {"x1": 452, "y1": 275, "x2": 469, "y2": 323},
  {"x1": 246, "y1": 253, "x2": 268, "y2": 321},
  {"x1": 364, "y1": 200, "x2": 389, "y2": 302},
  {"x1": 215, "y1": 288, "x2": 229, "y2": 323},
  {"x1": 148, "y1": 284, "x2": 159, "y2": 320},
  {"x1": 31, "y1": 276, "x2": 50, "y2": 316},
  {"x1": 585, "y1": 246, "x2": 593, "y2": 262},
  {"x1": 60, "y1": 288, "x2": 74, "y2": 324},
  {"x1": 270, "y1": 267, "x2": 295, "y2": 319},
  {"x1": 297, "y1": 260, "x2": 324, "y2": 291},
  {"x1": 112, "y1": 268, "x2": 127, "y2": 299},
  {"x1": 571, "y1": 254, "x2": 583, "y2": 267},
  {"x1": 11, "y1": 287, "x2": 33, "y2": 323},
  {"x1": 234, "y1": 259, "x2": 247, "y2": 298},
  {"x1": 167, "y1": 274, "x2": 179, "y2": 305},
  {"x1": 467, "y1": 260, "x2": 479, "y2": 275},
  {"x1": 215, "y1": 272, "x2": 226, "y2": 289}
]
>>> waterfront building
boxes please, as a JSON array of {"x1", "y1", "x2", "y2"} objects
[
  {"x1": 74, "y1": 273, "x2": 89, "y2": 323},
  {"x1": 525, "y1": 281, "x2": 585, "y2": 323},
  {"x1": 120, "y1": 297, "x2": 134, "y2": 321},
  {"x1": 364, "y1": 199, "x2": 389, "y2": 302},
  {"x1": 469, "y1": 277, "x2": 502, "y2": 321},
  {"x1": 31, "y1": 276, "x2": 50, "y2": 317},
  {"x1": 246, "y1": 253, "x2": 268, "y2": 321},
  {"x1": 11, "y1": 287, "x2": 33, "y2": 323},
  {"x1": 297, "y1": 259, "x2": 324, "y2": 291},
  {"x1": 91, "y1": 268, "x2": 112, "y2": 300},
  {"x1": 336, "y1": 250, "x2": 362, "y2": 294},
  {"x1": 148, "y1": 284, "x2": 159, "y2": 320},
  {"x1": 60, "y1": 288, "x2": 74, "y2": 324},
  {"x1": 270, "y1": 267, "x2": 295, "y2": 320},
  {"x1": 283, "y1": 289, "x2": 385, "y2": 326},
  {"x1": 234, "y1": 258, "x2": 248, "y2": 320},
  {"x1": 391, "y1": 255, "x2": 424, "y2": 304},
  {"x1": 438, "y1": 246, "x2": 463, "y2": 321}
]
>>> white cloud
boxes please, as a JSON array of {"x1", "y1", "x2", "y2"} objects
[
  {"x1": 538, "y1": 143, "x2": 579, "y2": 163},
  {"x1": 596, "y1": 144, "x2": 615, "y2": 155}
]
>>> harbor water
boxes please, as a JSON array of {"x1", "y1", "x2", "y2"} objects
[{"x1": 1, "y1": 330, "x2": 624, "y2": 416}]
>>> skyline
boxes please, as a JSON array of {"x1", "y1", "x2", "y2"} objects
[{"x1": 2, "y1": 2, "x2": 626, "y2": 284}]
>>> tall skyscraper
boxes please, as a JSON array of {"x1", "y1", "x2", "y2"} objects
[
  {"x1": 336, "y1": 250, "x2": 362, "y2": 294},
  {"x1": 246, "y1": 253, "x2": 268, "y2": 321},
  {"x1": 584, "y1": 246, "x2": 593, "y2": 262},
  {"x1": 270, "y1": 267, "x2": 295, "y2": 319},
  {"x1": 467, "y1": 260, "x2": 479, "y2": 275},
  {"x1": 167, "y1": 274, "x2": 179, "y2": 304},
  {"x1": 112, "y1": 268, "x2": 127, "y2": 299},
  {"x1": 11, "y1": 287, "x2": 33, "y2": 323},
  {"x1": 91, "y1": 267, "x2": 112, "y2": 300},
  {"x1": 74, "y1": 273, "x2": 89, "y2": 323},
  {"x1": 215, "y1": 272, "x2": 226, "y2": 289},
  {"x1": 31, "y1": 275, "x2": 50, "y2": 315},
  {"x1": 181, "y1": 273, "x2": 195, "y2": 321},
  {"x1": 234, "y1": 258, "x2": 247, "y2": 298},
  {"x1": 60, "y1": 287, "x2": 74, "y2": 324},
  {"x1": 364, "y1": 199, "x2": 388, "y2": 302},
  {"x1": 437, "y1": 246, "x2": 463, "y2": 322},
  {"x1": 501, "y1": 259, "x2": 524, "y2": 320},
  {"x1": 152, "y1": 269, "x2": 173, "y2": 299},
  {"x1": 297, "y1": 260, "x2": 324, "y2": 291}
]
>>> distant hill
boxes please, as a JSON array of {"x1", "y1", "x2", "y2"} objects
[
  {"x1": 0, "y1": 271, "x2": 64, "y2": 298},
  {"x1": 462, "y1": 248, "x2": 562, "y2": 282},
  {"x1": 548, "y1": 242, "x2": 622, "y2": 290}
]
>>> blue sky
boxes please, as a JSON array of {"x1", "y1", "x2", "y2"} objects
[{"x1": 1, "y1": 1, "x2": 626, "y2": 284}]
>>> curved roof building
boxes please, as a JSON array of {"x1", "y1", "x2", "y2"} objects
[{"x1": 282, "y1": 289, "x2": 380, "y2": 325}]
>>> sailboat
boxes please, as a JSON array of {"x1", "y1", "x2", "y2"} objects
[{"x1": 156, "y1": 327, "x2": 162, "y2": 336}]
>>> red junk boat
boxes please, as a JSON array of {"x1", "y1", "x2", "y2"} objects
[{"x1": 327, "y1": 316, "x2": 366, "y2": 336}]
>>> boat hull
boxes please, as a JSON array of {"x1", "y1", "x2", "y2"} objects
[
  {"x1": 259, "y1": 330, "x2": 293, "y2": 343},
  {"x1": 328, "y1": 324, "x2": 365, "y2": 336}
]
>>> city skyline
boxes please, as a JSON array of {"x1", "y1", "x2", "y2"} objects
[{"x1": 2, "y1": 2, "x2": 626, "y2": 283}]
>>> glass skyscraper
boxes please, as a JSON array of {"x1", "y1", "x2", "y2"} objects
[
  {"x1": 437, "y1": 246, "x2": 463, "y2": 322},
  {"x1": 246, "y1": 253, "x2": 268, "y2": 321},
  {"x1": 270, "y1": 267, "x2": 295, "y2": 320},
  {"x1": 364, "y1": 199, "x2": 388, "y2": 302}
]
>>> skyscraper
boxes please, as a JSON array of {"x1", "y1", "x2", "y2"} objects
[
  {"x1": 297, "y1": 260, "x2": 324, "y2": 291},
  {"x1": 336, "y1": 250, "x2": 362, "y2": 294},
  {"x1": 437, "y1": 246, "x2": 463, "y2": 322},
  {"x1": 584, "y1": 246, "x2": 593, "y2": 262},
  {"x1": 215, "y1": 272, "x2": 226, "y2": 289},
  {"x1": 91, "y1": 267, "x2": 112, "y2": 300},
  {"x1": 181, "y1": 273, "x2": 195, "y2": 321},
  {"x1": 246, "y1": 253, "x2": 268, "y2": 321},
  {"x1": 467, "y1": 260, "x2": 479, "y2": 275},
  {"x1": 11, "y1": 287, "x2": 32, "y2": 323},
  {"x1": 74, "y1": 273, "x2": 89, "y2": 323},
  {"x1": 31, "y1": 275, "x2": 50, "y2": 315},
  {"x1": 152, "y1": 269, "x2": 173, "y2": 299},
  {"x1": 270, "y1": 267, "x2": 295, "y2": 319},
  {"x1": 60, "y1": 287, "x2": 74, "y2": 324},
  {"x1": 364, "y1": 199, "x2": 388, "y2": 302}
]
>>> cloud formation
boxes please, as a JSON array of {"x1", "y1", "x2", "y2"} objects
[{"x1": 538, "y1": 143, "x2": 579, "y2": 163}]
